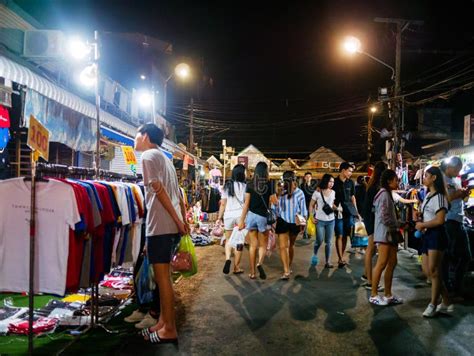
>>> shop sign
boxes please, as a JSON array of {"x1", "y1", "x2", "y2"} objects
[
  {"x1": 27, "y1": 115, "x2": 50, "y2": 161},
  {"x1": 464, "y1": 114, "x2": 474, "y2": 146},
  {"x1": 238, "y1": 156, "x2": 248, "y2": 168},
  {"x1": 121, "y1": 145, "x2": 137, "y2": 165}
]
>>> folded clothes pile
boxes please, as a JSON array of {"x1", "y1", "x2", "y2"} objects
[
  {"x1": 0, "y1": 306, "x2": 28, "y2": 334},
  {"x1": 8, "y1": 317, "x2": 59, "y2": 335}
]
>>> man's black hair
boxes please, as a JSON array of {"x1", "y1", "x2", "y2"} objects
[
  {"x1": 304, "y1": 172, "x2": 312, "y2": 176},
  {"x1": 339, "y1": 162, "x2": 354, "y2": 172},
  {"x1": 137, "y1": 123, "x2": 164, "y2": 146}
]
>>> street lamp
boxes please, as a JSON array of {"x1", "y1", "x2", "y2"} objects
[
  {"x1": 163, "y1": 62, "x2": 191, "y2": 116},
  {"x1": 342, "y1": 36, "x2": 395, "y2": 80},
  {"x1": 137, "y1": 88, "x2": 159, "y2": 124},
  {"x1": 370, "y1": 106, "x2": 377, "y2": 113},
  {"x1": 68, "y1": 32, "x2": 101, "y2": 179}
]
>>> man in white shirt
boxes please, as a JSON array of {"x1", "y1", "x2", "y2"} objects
[{"x1": 135, "y1": 123, "x2": 189, "y2": 344}]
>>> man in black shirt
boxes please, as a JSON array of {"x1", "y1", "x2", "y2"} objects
[{"x1": 333, "y1": 162, "x2": 361, "y2": 268}]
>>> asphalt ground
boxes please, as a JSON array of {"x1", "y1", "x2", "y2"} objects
[{"x1": 118, "y1": 238, "x2": 474, "y2": 356}]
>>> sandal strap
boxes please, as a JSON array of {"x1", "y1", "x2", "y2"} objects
[
  {"x1": 142, "y1": 328, "x2": 150, "y2": 337},
  {"x1": 149, "y1": 331, "x2": 160, "y2": 343}
]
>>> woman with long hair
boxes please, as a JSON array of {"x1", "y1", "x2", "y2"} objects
[
  {"x1": 239, "y1": 162, "x2": 278, "y2": 279},
  {"x1": 369, "y1": 169, "x2": 404, "y2": 306},
  {"x1": 416, "y1": 166, "x2": 452, "y2": 317},
  {"x1": 275, "y1": 171, "x2": 308, "y2": 279},
  {"x1": 218, "y1": 164, "x2": 247, "y2": 275},
  {"x1": 361, "y1": 161, "x2": 387, "y2": 289},
  {"x1": 309, "y1": 174, "x2": 336, "y2": 268}
]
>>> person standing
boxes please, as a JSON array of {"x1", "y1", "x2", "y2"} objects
[
  {"x1": 369, "y1": 170, "x2": 404, "y2": 306},
  {"x1": 239, "y1": 162, "x2": 277, "y2": 280},
  {"x1": 361, "y1": 162, "x2": 387, "y2": 288},
  {"x1": 275, "y1": 171, "x2": 308, "y2": 279},
  {"x1": 300, "y1": 172, "x2": 316, "y2": 239},
  {"x1": 218, "y1": 164, "x2": 247, "y2": 275},
  {"x1": 135, "y1": 123, "x2": 188, "y2": 344},
  {"x1": 441, "y1": 156, "x2": 472, "y2": 299},
  {"x1": 333, "y1": 162, "x2": 360, "y2": 268},
  {"x1": 309, "y1": 174, "x2": 336, "y2": 268},
  {"x1": 416, "y1": 166, "x2": 452, "y2": 317},
  {"x1": 355, "y1": 176, "x2": 367, "y2": 215}
]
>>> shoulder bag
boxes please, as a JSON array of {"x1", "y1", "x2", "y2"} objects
[
  {"x1": 260, "y1": 194, "x2": 277, "y2": 225},
  {"x1": 320, "y1": 191, "x2": 335, "y2": 216},
  {"x1": 385, "y1": 190, "x2": 404, "y2": 245}
]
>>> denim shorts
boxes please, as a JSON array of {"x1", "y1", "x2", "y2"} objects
[
  {"x1": 421, "y1": 227, "x2": 448, "y2": 254},
  {"x1": 334, "y1": 216, "x2": 354, "y2": 237},
  {"x1": 246, "y1": 211, "x2": 268, "y2": 232}
]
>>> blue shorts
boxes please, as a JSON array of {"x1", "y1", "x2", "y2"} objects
[
  {"x1": 334, "y1": 216, "x2": 354, "y2": 237},
  {"x1": 246, "y1": 211, "x2": 268, "y2": 233},
  {"x1": 421, "y1": 227, "x2": 448, "y2": 254}
]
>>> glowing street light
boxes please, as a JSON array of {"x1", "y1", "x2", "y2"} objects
[
  {"x1": 341, "y1": 35, "x2": 395, "y2": 80},
  {"x1": 342, "y1": 36, "x2": 362, "y2": 55},
  {"x1": 370, "y1": 106, "x2": 378, "y2": 113},
  {"x1": 79, "y1": 64, "x2": 97, "y2": 87},
  {"x1": 68, "y1": 37, "x2": 92, "y2": 60},
  {"x1": 174, "y1": 62, "x2": 191, "y2": 79},
  {"x1": 137, "y1": 89, "x2": 154, "y2": 108}
]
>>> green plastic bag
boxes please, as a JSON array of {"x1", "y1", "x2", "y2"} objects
[{"x1": 177, "y1": 234, "x2": 198, "y2": 277}]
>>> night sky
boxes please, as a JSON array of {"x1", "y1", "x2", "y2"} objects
[{"x1": 14, "y1": 0, "x2": 474, "y2": 162}]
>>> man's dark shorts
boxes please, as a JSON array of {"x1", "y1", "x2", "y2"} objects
[{"x1": 147, "y1": 234, "x2": 181, "y2": 264}]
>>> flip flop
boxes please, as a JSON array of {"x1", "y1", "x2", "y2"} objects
[
  {"x1": 223, "y1": 260, "x2": 231, "y2": 274},
  {"x1": 280, "y1": 274, "x2": 290, "y2": 280},
  {"x1": 141, "y1": 328, "x2": 151, "y2": 337},
  {"x1": 233, "y1": 269, "x2": 244, "y2": 274},
  {"x1": 149, "y1": 331, "x2": 178, "y2": 345},
  {"x1": 249, "y1": 274, "x2": 256, "y2": 279},
  {"x1": 257, "y1": 265, "x2": 267, "y2": 280}
]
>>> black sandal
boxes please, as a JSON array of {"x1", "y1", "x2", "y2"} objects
[
  {"x1": 257, "y1": 265, "x2": 266, "y2": 280},
  {"x1": 223, "y1": 260, "x2": 231, "y2": 274},
  {"x1": 149, "y1": 331, "x2": 178, "y2": 345}
]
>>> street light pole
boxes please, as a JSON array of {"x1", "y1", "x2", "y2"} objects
[{"x1": 189, "y1": 97, "x2": 194, "y2": 152}]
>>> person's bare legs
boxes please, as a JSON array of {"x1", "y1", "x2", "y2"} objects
[
  {"x1": 384, "y1": 246, "x2": 398, "y2": 297},
  {"x1": 289, "y1": 233, "x2": 298, "y2": 268},
  {"x1": 278, "y1": 232, "x2": 290, "y2": 275},
  {"x1": 257, "y1": 231, "x2": 268, "y2": 266},
  {"x1": 371, "y1": 244, "x2": 390, "y2": 297},
  {"x1": 224, "y1": 230, "x2": 232, "y2": 261},
  {"x1": 364, "y1": 235, "x2": 375, "y2": 282},
  {"x1": 428, "y1": 250, "x2": 450, "y2": 306},
  {"x1": 421, "y1": 253, "x2": 431, "y2": 283},
  {"x1": 248, "y1": 230, "x2": 258, "y2": 277},
  {"x1": 336, "y1": 235, "x2": 344, "y2": 263},
  {"x1": 150, "y1": 263, "x2": 177, "y2": 339}
]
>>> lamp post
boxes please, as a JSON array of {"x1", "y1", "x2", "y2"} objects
[
  {"x1": 163, "y1": 62, "x2": 191, "y2": 117},
  {"x1": 367, "y1": 105, "x2": 377, "y2": 165},
  {"x1": 342, "y1": 36, "x2": 398, "y2": 168}
]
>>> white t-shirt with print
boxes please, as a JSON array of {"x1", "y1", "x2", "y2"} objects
[
  {"x1": 0, "y1": 178, "x2": 80, "y2": 296},
  {"x1": 421, "y1": 192, "x2": 448, "y2": 222},
  {"x1": 311, "y1": 190, "x2": 336, "y2": 221},
  {"x1": 222, "y1": 182, "x2": 246, "y2": 219}
]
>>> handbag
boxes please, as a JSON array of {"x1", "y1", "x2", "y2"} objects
[
  {"x1": 171, "y1": 251, "x2": 192, "y2": 272},
  {"x1": 260, "y1": 194, "x2": 276, "y2": 225},
  {"x1": 320, "y1": 192, "x2": 334, "y2": 216},
  {"x1": 385, "y1": 190, "x2": 404, "y2": 245}
]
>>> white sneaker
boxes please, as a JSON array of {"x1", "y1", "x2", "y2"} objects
[
  {"x1": 124, "y1": 309, "x2": 146, "y2": 323},
  {"x1": 134, "y1": 312, "x2": 158, "y2": 329},
  {"x1": 423, "y1": 304, "x2": 437, "y2": 318},
  {"x1": 369, "y1": 295, "x2": 389, "y2": 306},
  {"x1": 436, "y1": 303, "x2": 454, "y2": 314},
  {"x1": 385, "y1": 295, "x2": 404, "y2": 305}
]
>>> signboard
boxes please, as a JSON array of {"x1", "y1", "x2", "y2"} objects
[
  {"x1": 27, "y1": 115, "x2": 50, "y2": 161},
  {"x1": 121, "y1": 145, "x2": 137, "y2": 165},
  {"x1": 464, "y1": 114, "x2": 473, "y2": 146},
  {"x1": 237, "y1": 156, "x2": 248, "y2": 168},
  {"x1": 304, "y1": 161, "x2": 341, "y2": 170}
]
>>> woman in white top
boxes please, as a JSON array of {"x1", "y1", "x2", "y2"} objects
[
  {"x1": 218, "y1": 164, "x2": 247, "y2": 274},
  {"x1": 415, "y1": 166, "x2": 452, "y2": 317},
  {"x1": 309, "y1": 174, "x2": 336, "y2": 268}
]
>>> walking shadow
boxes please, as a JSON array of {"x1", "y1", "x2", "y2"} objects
[
  {"x1": 288, "y1": 266, "x2": 358, "y2": 333},
  {"x1": 223, "y1": 276, "x2": 286, "y2": 332}
]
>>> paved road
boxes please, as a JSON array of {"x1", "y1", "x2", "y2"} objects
[{"x1": 119, "y1": 239, "x2": 474, "y2": 355}]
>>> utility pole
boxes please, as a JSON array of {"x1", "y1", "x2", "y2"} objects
[
  {"x1": 189, "y1": 97, "x2": 194, "y2": 153},
  {"x1": 374, "y1": 18, "x2": 423, "y2": 169},
  {"x1": 367, "y1": 108, "x2": 375, "y2": 165}
]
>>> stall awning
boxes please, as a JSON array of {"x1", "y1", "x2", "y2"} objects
[{"x1": 0, "y1": 54, "x2": 137, "y2": 137}]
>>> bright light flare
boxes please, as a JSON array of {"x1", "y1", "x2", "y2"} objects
[
  {"x1": 137, "y1": 90, "x2": 153, "y2": 107},
  {"x1": 174, "y1": 63, "x2": 190, "y2": 79},
  {"x1": 79, "y1": 64, "x2": 97, "y2": 87},
  {"x1": 370, "y1": 106, "x2": 377, "y2": 113},
  {"x1": 342, "y1": 36, "x2": 361, "y2": 54},
  {"x1": 69, "y1": 38, "x2": 91, "y2": 60}
]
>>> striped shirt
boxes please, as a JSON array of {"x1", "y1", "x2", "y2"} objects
[{"x1": 277, "y1": 188, "x2": 308, "y2": 224}]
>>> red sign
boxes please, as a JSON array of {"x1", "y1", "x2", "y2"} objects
[{"x1": 237, "y1": 156, "x2": 248, "y2": 168}]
